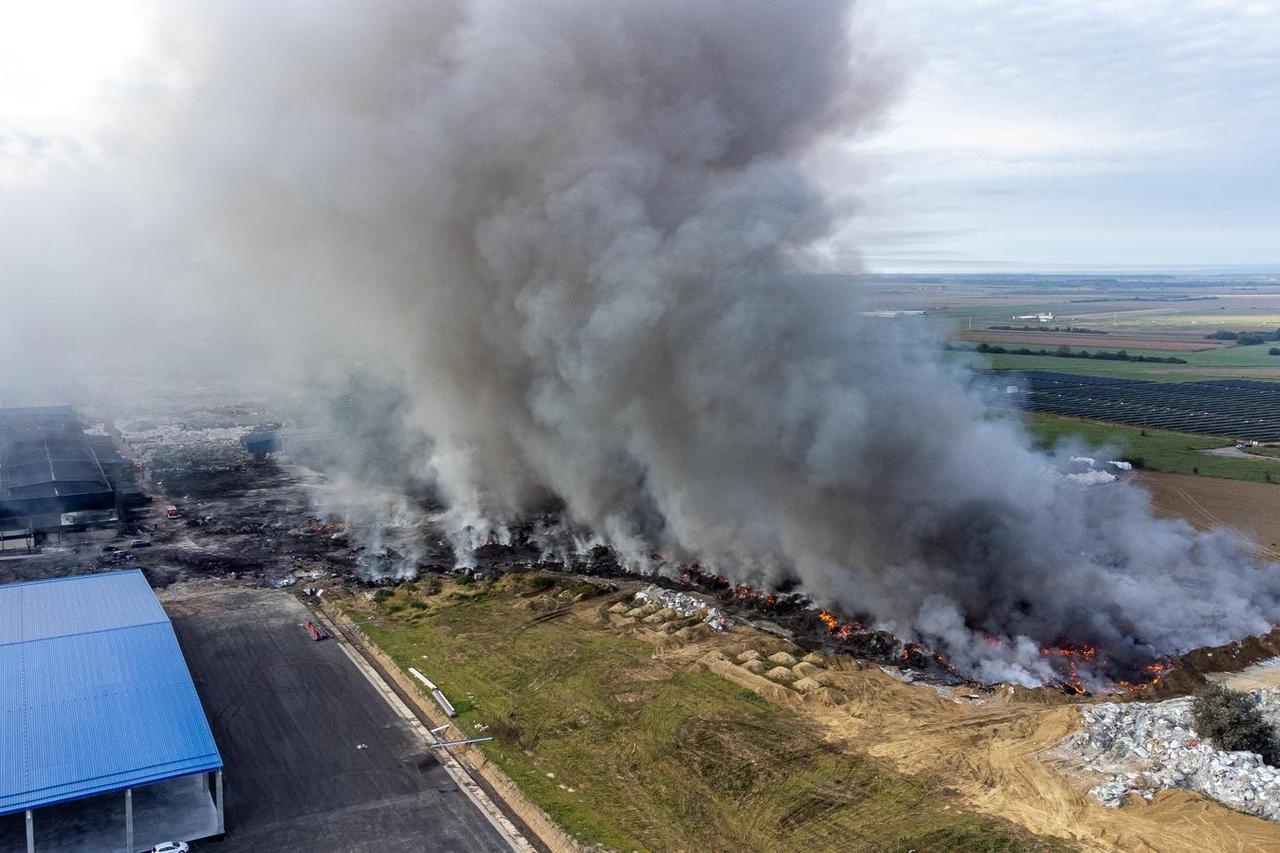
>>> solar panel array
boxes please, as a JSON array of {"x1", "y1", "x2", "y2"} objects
[{"x1": 1005, "y1": 372, "x2": 1280, "y2": 441}]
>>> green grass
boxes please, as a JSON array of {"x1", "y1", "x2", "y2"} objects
[
  {"x1": 1126, "y1": 313, "x2": 1280, "y2": 328},
  {"x1": 342, "y1": 582, "x2": 1071, "y2": 852},
  {"x1": 950, "y1": 346, "x2": 1280, "y2": 382},
  {"x1": 1026, "y1": 413, "x2": 1280, "y2": 483}
]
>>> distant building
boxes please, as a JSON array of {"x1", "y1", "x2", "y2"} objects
[
  {"x1": 860, "y1": 310, "x2": 927, "y2": 318},
  {"x1": 0, "y1": 406, "x2": 144, "y2": 535},
  {"x1": 1012, "y1": 312, "x2": 1054, "y2": 322}
]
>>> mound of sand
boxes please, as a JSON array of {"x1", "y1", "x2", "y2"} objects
[
  {"x1": 793, "y1": 661, "x2": 823, "y2": 679},
  {"x1": 801, "y1": 652, "x2": 827, "y2": 667},
  {"x1": 737, "y1": 650, "x2": 762, "y2": 663},
  {"x1": 766, "y1": 666, "x2": 795, "y2": 682},
  {"x1": 793, "y1": 676, "x2": 822, "y2": 692},
  {"x1": 768, "y1": 652, "x2": 799, "y2": 666}
]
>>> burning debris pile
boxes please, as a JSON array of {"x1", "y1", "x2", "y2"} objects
[{"x1": 1059, "y1": 691, "x2": 1280, "y2": 819}]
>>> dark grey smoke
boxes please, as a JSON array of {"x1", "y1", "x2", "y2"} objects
[{"x1": 10, "y1": 0, "x2": 1280, "y2": 684}]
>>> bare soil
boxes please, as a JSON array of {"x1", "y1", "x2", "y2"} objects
[
  {"x1": 695, "y1": 633, "x2": 1280, "y2": 852},
  {"x1": 1138, "y1": 470, "x2": 1280, "y2": 559}
]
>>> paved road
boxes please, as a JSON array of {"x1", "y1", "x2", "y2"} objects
[{"x1": 165, "y1": 584, "x2": 509, "y2": 852}]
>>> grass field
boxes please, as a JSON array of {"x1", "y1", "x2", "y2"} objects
[
  {"x1": 950, "y1": 346, "x2": 1280, "y2": 381},
  {"x1": 1122, "y1": 313, "x2": 1280, "y2": 328},
  {"x1": 338, "y1": 579, "x2": 1069, "y2": 852},
  {"x1": 1025, "y1": 413, "x2": 1280, "y2": 483}
]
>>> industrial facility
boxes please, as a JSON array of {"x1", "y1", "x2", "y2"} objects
[
  {"x1": 0, "y1": 406, "x2": 144, "y2": 549},
  {"x1": 0, "y1": 570, "x2": 224, "y2": 852}
]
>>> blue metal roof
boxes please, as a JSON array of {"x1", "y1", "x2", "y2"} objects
[{"x1": 0, "y1": 570, "x2": 222, "y2": 815}]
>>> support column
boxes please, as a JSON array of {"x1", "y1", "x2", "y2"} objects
[
  {"x1": 215, "y1": 770, "x2": 224, "y2": 833},
  {"x1": 24, "y1": 809, "x2": 33, "y2": 853},
  {"x1": 125, "y1": 788, "x2": 133, "y2": 853}
]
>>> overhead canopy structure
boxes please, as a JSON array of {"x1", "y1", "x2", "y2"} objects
[{"x1": 0, "y1": 570, "x2": 223, "y2": 816}]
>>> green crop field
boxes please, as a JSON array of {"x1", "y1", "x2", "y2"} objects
[
  {"x1": 337, "y1": 578, "x2": 1070, "y2": 852},
  {"x1": 950, "y1": 346, "x2": 1280, "y2": 381},
  {"x1": 1024, "y1": 413, "x2": 1280, "y2": 483}
]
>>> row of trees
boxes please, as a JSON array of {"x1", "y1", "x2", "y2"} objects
[
  {"x1": 967, "y1": 342, "x2": 1188, "y2": 364},
  {"x1": 1205, "y1": 328, "x2": 1280, "y2": 346},
  {"x1": 988, "y1": 324, "x2": 1106, "y2": 334}
]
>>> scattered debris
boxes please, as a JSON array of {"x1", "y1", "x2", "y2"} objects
[
  {"x1": 633, "y1": 584, "x2": 709, "y2": 616},
  {"x1": 1059, "y1": 690, "x2": 1280, "y2": 820},
  {"x1": 703, "y1": 611, "x2": 734, "y2": 632}
]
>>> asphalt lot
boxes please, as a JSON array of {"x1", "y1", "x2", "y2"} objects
[{"x1": 164, "y1": 583, "x2": 509, "y2": 852}]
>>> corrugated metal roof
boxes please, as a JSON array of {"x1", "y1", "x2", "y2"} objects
[{"x1": 0, "y1": 570, "x2": 222, "y2": 815}]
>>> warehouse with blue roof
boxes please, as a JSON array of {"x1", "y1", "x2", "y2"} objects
[{"x1": 0, "y1": 570, "x2": 224, "y2": 852}]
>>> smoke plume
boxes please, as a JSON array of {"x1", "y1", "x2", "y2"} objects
[{"x1": 12, "y1": 0, "x2": 1280, "y2": 684}]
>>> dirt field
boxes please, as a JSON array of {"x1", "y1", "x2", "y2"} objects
[
  {"x1": 705, "y1": 654, "x2": 1280, "y2": 853},
  {"x1": 1137, "y1": 470, "x2": 1280, "y2": 559},
  {"x1": 337, "y1": 579, "x2": 1073, "y2": 851},
  {"x1": 343, "y1": 578, "x2": 1280, "y2": 852},
  {"x1": 958, "y1": 331, "x2": 1223, "y2": 351}
]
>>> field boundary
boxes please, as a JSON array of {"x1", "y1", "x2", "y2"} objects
[{"x1": 315, "y1": 603, "x2": 584, "y2": 853}]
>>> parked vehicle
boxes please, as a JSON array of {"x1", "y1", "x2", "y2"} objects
[
  {"x1": 130, "y1": 538, "x2": 152, "y2": 549},
  {"x1": 164, "y1": 505, "x2": 181, "y2": 519},
  {"x1": 151, "y1": 843, "x2": 189, "y2": 853}
]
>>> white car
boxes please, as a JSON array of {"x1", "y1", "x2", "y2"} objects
[{"x1": 151, "y1": 843, "x2": 189, "y2": 853}]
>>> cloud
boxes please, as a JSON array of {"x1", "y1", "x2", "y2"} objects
[{"x1": 845, "y1": 0, "x2": 1280, "y2": 270}]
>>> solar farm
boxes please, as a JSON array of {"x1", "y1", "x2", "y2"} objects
[{"x1": 1005, "y1": 371, "x2": 1280, "y2": 442}]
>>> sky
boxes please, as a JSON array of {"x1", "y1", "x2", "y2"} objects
[{"x1": 0, "y1": 0, "x2": 1277, "y2": 274}]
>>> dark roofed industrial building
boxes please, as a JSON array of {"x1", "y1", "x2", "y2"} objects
[
  {"x1": 0, "y1": 407, "x2": 144, "y2": 546},
  {"x1": 0, "y1": 570, "x2": 224, "y2": 852}
]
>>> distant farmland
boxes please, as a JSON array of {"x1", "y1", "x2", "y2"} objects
[
  {"x1": 1003, "y1": 371, "x2": 1280, "y2": 442},
  {"x1": 958, "y1": 331, "x2": 1224, "y2": 351}
]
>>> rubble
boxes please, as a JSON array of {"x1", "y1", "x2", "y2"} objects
[
  {"x1": 631, "y1": 584, "x2": 734, "y2": 631},
  {"x1": 633, "y1": 584, "x2": 710, "y2": 617},
  {"x1": 1058, "y1": 689, "x2": 1280, "y2": 820}
]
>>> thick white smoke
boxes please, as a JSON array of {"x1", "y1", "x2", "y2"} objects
[{"x1": 10, "y1": 0, "x2": 1280, "y2": 684}]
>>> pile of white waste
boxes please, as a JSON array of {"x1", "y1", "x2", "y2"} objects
[
  {"x1": 1059, "y1": 689, "x2": 1280, "y2": 820},
  {"x1": 633, "y1": 584, "x2": 734, "y2": 631},
  {"x1": 634, "y1": 584, "x2": 710, "y2": 617}
]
